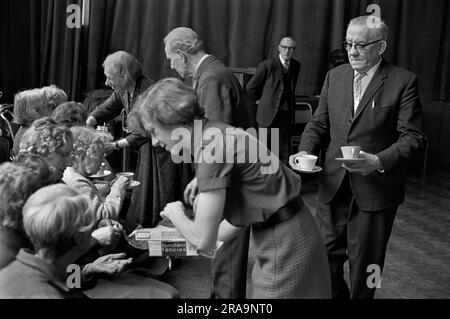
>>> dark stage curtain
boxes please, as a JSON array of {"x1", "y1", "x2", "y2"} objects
[{"x1": 1, "y1": 0, "x2": 449, "y2": 103}]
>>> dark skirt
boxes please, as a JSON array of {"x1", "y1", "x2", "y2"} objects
[{"x1": 126, "y1": 142, "x2": 193, "y2": 228}]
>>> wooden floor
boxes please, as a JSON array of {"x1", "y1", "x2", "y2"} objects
[{"x1": 158, "y1": 167, "x2": 450, "y2": 299}]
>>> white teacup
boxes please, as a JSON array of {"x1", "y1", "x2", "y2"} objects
[
  {"x1": 116, "y1": 172, "x2": 134, "y2": 183},
  {"x1": 294, "y1": 154, "x2": 318, "y2": 171},
  {"x1": 341, "y1": 146, "x2": 361, "y2": 159},
  {"x1": 96, "y1": 125, "x2": 109, "y2": 133}
]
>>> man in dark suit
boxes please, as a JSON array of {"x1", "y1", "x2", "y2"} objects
[
  {"x1": 290, "y1": 16, "x2": 427, "y2": 298},
  {"x1": 164, "y1": 27, "x2": 249, "y2": 299},
  {"x1": 246, "y1": 37, "x2": 301, "y2": 164}
]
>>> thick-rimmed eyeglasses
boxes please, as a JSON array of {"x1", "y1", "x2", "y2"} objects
[
  {"x1": 279, "y1": 45, "x2": 296, "y2": 51},
  {"x1": 343, "y1": 39, "x2": 383, "y2": 51}
]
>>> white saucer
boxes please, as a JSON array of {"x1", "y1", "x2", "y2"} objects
[
  {"x1": 89, "y1": 170, "x2": 112, "y2": 178},
  {"x1": 129, "y1": 180, "x2": 141, "y2": 189},
  {"x1": 291, "y1": 165, "x2": 323, "y2": 174},
  {"x1": 335, "y1": 157, "x2": 366, "y2": 163}
]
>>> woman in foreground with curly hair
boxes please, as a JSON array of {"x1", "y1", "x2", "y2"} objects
[{"x1": 18, "y1": 116, "x2": 73, "y2": 182}]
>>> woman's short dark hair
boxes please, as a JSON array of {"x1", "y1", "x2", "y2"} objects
[
  {"x1": 52, "y1": 101, "x2": 88, "y2": 127},
  {"x1": 128, "y1": 78, "x2": 204, "y2": 134}
]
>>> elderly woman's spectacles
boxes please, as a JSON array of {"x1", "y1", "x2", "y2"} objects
[{"x1": 343, "y1": 39, "x2": 383, "y2": 51}]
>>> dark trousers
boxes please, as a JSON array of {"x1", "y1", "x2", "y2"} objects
[
  {"x1": 266, "y1": 110, "x2": 290, "y2": 165},
  {"x1": 315, "y1": 174, "x2": 397, "y2": 299},
  {"x1": 210, "y1": 227, "x2": 250, "y2": 299}
]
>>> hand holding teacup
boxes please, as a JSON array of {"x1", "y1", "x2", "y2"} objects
[
  {"x1": 339, "y1": 146, "x2": 383, "y2": 176},
  {"x1": 341, "y1": 146, "x2": 361, "y2": 159},
  {"x1": 289, "y1": 151, "x2": 318, "y2": 171}
]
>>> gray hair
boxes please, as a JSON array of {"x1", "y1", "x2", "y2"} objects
[
  {"x1": 164, "y1": 27, "x2": 203, "y2": 54},
  {"x1": 13, "y1": 89, "x2": 50, "y2": 126},
  {"x1": 22, "y1": 184, "x2": 94, "y2": 257},
  {"x1": 41, "y1": 85, "x2": 68, "y2": 110},
  {"x1": 349, "y1": 15, "x2": 389, "y2": 41},
  {"x1": 52, "y1": 101, "x2": 88, "y2": 127},
  {"x1": 102, "y1": 51, "x2": 142, "y2": 82},
  {"x1": 19, "y1": 117, "x2": 73, "y2": 159},
  {"x1": 0, "y1": 156, "x2": 52, "y2": 230},
  {"x1": 128, "y1": 77, "x2": 204, "y2": 133}
]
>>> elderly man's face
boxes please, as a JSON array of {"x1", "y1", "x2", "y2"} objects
[
  {"x1": 104, "y1": 67, "x2": 126, "y2": 91},
  {"x1": 165, "y1": 45, "x2": 191, "y2": 78},
  {"x1": 346, "y1": 23, "x2": 384, "y2": 72},
  {"x1": 278, "y1": 38, "x2": 296, "y2": 61}
]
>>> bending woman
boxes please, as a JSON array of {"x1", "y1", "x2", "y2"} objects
[{"x1": 129, "y1": 78, "x2": 331, "y2": 298}]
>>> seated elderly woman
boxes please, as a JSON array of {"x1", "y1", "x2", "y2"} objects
[
  {"x1": 0, "y1": 184, "x2": 95, "y2": 298},
  {"x1": 12, "y1": 89, "x2": 52, "y2": 156},
  {"x1": 18, "y1": 117, "x2": 123, "y2": 249},
  {"x1": 52, "y1": 101, "x2": 114, "y2": 187},
  {"x1": 0, "y1": 155, "x2": 54, "y2": 269},
  {"x1": 41, "y1": 84, "x2": 68, "y2": 111},
  {"x1": 129, "y1": 78, "x2": 332, "y2": 298},
  {"x1": 52, "y1": 101, "x2": 88, "y2": 127},
  {"x1": 19, "y1": 116, "x2": 74, "y2": 182},
  {"x1": 12, "y1": 85, "x2": 67, "y2": 156},
  {"x1": 62, "y1": 126, "x2": 129, "y2": 220}
]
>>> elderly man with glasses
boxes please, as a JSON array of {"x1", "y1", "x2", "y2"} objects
[
  {"x1": 246, "y1": 37, "x2": 301, "y2": 165},
  {"x1": 290, "y1": 16, "x2": 427, "y2": 298}
]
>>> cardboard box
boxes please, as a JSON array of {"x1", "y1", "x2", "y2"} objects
[
  {"x1": 134, "y1": 226, "x2": 221, "y2": 258},
  {"x1": 135, "y1": 226, "x2": 186, "y2": 241}
]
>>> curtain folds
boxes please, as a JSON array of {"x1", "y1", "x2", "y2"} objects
[{"x1": 1, "y1": 0, "x2": 448, "y2": 103}]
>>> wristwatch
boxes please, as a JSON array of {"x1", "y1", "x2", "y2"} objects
[{"x1": 115, "y1": 140, "x2": 120, "y2": 150}]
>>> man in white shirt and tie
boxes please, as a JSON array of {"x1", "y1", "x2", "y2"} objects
[
  {"x1": 291, "y1": 16, "x2": 427, "y2": 299},
  {"x1": 246, "y1": 37, "x2": 301, "y2": 165}
]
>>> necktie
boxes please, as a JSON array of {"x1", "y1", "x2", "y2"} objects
[
  {"x1": 283, "y1": 61, "x2": 289, "y2": 72},
  {"x1": 353, "y1": 72, "x2": 367, "y2": 112},
  {"x1": 192, "y1": 74, "x2": 198, "y2": 89}
]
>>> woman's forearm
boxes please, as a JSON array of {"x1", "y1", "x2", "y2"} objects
[{"x1": 163, "y1": 190, "x2": 225, "y2": 252}]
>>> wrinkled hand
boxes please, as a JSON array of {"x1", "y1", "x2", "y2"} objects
[
  {"x1": 113, "y1": 175, "x2": 130, "y2": 189},
  {"x1": 183, "y1": 177, "x2": 198, "y2": 206},
  {"x1": 86, "y1": 116, "x2": 97, "y2": 128},
  {"x1": 288, "y1": 151, "x2": 308, "y2": 168},
  {"x1": 97, "y1": 218, "x2": 123, "y2": 231},
  {"x1": 91, "y1": 225, "x2": 122, "y2": 247},
  {"x1": 341, "y1": 151, "x2": 382, "y2": 176},
  {"x1": 161, "y1": 201, "x2": 185, "y2": 222},
  {"x1": 84, "y1": 253, "x2": 133, "y2": 277}
]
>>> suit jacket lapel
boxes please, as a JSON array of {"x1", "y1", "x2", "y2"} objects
[{"x1": 353, "y1": 60, "x2": 387, "y2": 121}]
